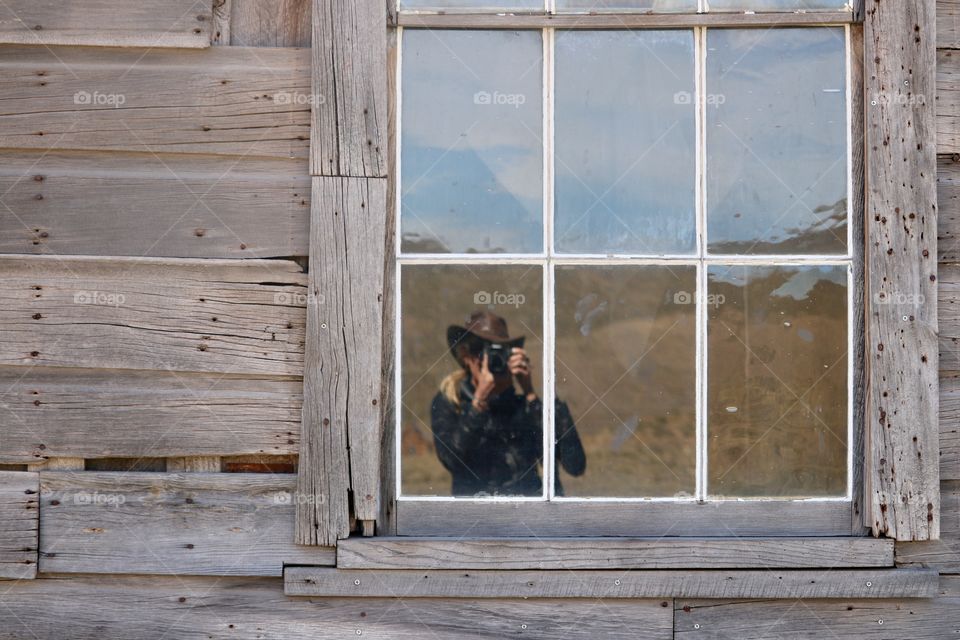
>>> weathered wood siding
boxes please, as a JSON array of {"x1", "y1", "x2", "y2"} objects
[{"x1": 0, "y1": 471, "x2": 38, "y2": 579}]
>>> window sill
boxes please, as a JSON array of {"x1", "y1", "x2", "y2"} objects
[{"x1": 336, "y1": 536, "x2": 893, "y2": 570}]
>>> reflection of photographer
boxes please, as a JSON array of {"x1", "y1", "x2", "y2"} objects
[{"x1": 431, "y1": 310, "x2": 586, "y2": 496}]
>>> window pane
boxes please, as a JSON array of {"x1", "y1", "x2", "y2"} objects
[
  {"x1": 555, "y1": 265, "x2": 697, "y2": 497},
  {"x1": 401, "y1": 0, "x2": 543, "y2": 9},
  {"x1": 708, "y1": 0, "x2": 849, "y2": 10},
  {"x1": 706, "y1": 28, "x2": 848, "y2": 255},
  {"x1": 557, "y1": 0, "x2": 696, "y2": 10},
  {"x1": 400, "y1": 264, "x2": 544, "y2": 497},
  {"x1": 401, "y1": 30, "x2": 543, "y2": 254},
  {"x1": 555, "y1": 31, "x2": 696, "y2": 255},
  {"x1": 707, "y1": 265, "x2": 847, "y2": 497}
]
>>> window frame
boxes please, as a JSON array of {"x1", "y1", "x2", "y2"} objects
[{"x1": 386, "y1": 10, "x2": 866, "y2": 537}]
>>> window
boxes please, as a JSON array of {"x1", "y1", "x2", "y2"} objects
[{"x1": 393, "y1": 17, "x2": 857, "y2": 534}]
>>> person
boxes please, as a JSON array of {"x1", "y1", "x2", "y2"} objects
[{"x1": 431, "y1": 310, "x2": 586, "y2": 497}]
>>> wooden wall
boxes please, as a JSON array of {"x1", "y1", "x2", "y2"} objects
[{"x1": 0, "y1": 0, "x2": 958, "y2": 638}]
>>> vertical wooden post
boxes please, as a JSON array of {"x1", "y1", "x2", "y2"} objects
[
  {"x1": 864, "y1": 0, "x2": 940, "y2": 540},
  {"x1": 296, "y1": 0, "x2": 389, "y2": 544}
]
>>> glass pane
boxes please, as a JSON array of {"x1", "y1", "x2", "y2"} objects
[
  {"x1": 555, "y1": 31, "x2": 696, "y2": 255},
  {"x1": 400, "y1": 264, "x2": 545, "y2": 497},
  {"x1": 707, "y1": 265, "x2": 847, "y2": 497},
  {"x1": 557, "y1": 0, "x2": 696, "y2": 10},
  {"x1": 708, "y1": 0, "x2": 849, "y2": 10},
  {"x1": 706, "y1": 28, "x2": 848, "y2": 255},
  {"x1": 401, "y1": 30, "x2": 543, "y2": 254},
  {"x1": 401, "y1": 0, "x2": 543, "y2": 9},
  {"x1": 555, "y1": 265, "x2": 697, "y2": 497}
]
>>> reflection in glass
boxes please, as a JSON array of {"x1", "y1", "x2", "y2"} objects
[
  {"x1": 707, "y1": 265, "x2": 847, "y2": 497},
  {"x1": 706, "y1": 28, "x2": 848, "y2": 255},
  {"x1": 555, "y1": 31, "x2": 696, "y2": 255},
  {"x1": 401, "y1": 30, "x2": 543, "y2": 254},
  {"x1": 401, "y1": 0, "x2": 543, "y2": 9},
  {"x1": 708, "y1": 0, "x2": 848, "y2": 10},
  {"x1": 401, "y1": 264, "x2": 559, "y2": 497},
  {"x1": 555, "y1": 265, "x2": 697, "y2": 497},
  {"x1": 557, "y1": 0, "x2": 695, "y2": 10}
]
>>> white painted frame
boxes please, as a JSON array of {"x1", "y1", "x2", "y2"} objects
[{"x1": 393, "y1": 24, "x2": 856, "y2": 516}]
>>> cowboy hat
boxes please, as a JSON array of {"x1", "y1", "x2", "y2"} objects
[{"x1": 447, "y1": 310, "x2": 525, "y2": 362}]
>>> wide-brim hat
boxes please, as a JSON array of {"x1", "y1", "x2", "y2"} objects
[{"x1": 447, "y1": 310, "x2": 525, "y2": 363}]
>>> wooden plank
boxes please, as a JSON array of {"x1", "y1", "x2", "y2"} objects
[
  {"x1": 38, "y1": 471, "x2": 333, "y2": 576},
  {"x1": 0, "y1": 576, "x2": 671, "y2": 640},
  {"x1": 212, "y1": 0, "x2": 231, "y2": 45},
  {"x1": 939, "y1": 50, "x2": 960, "y2": 153},
  {"x1": 864, "y1": 0, "x2": 941, "y2": 540},
  {"x1": 675, "y1": 575, "x2": 960, "y2": 639},
  {"x1": 940, "y1": 0, "x2": 960, "y2": 48},
  {"x1": 26, "y1": 457, "x2": 83, "y2": 471},
  {"x1": 0, "y1": 46, "x2": 310, "y2": 160},
  {"x1": 296, "y1": 177, "x2": 386, "y2": 544},
  {"x1": 337, "y1": 537, "x2": 894, "y2": 570},
  {"x1": 285, "y1": 567, "x2": 939, "y2": 599},
  {"x1": 0, "y1": 367, "x2": 300, "y2": 464},
  {"x1": 895, "y1": 479, "x2": 960, "y2": 570},
  {"x1": 0, "y1": 150, "x2": 309, "y2": 259},
  {"x1": 937, "y1": 154, "x2": 960, "y2": 262},
  {"x1": 0, "y1": 255, "x2": 306, "y2": 376},
  {"x1": 941, "y1": 373, "x2": 960, "y2": 479},
  {"x1": 311, "y1": 0, "x2": 387, "y2": 176},
  {"x1": 394, "y1": 11, "x2": 855, "y2": 28},
  {"x1": 396, "y1": 500, "x2": 853, "y2": 537},
  {"x1": 0, "y1": 0, "x2": 213, "y2": 48},
  {"x1": 0, "y1": 471, "x2": 38, "y2": 579},
  {"x1": 940, "y1": 265, "x2": 960, "y2": 370},
  {"x1": 230, "y1": 0, "x2": 311, "y2": 47}
]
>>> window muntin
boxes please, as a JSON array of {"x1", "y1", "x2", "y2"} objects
[
  {"x1": 398, "y1": 0, "x2": 849, "y2": 13},
  {"x1": 396, "y1": 26, "x2": 852, "y2": 504}
]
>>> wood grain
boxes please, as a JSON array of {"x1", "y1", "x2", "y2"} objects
[
  {"x1": 0, "y1": 471, "x2": 38, "y2": 579},
  {"x1": 0, "y1": 0, "x2": 213, "y2": 48},
  {"x1": 895, "y1": 479, "x2": 960, "y2": 570},
  {"x1": 939, "y1": 0, "x2": 960, "y2": 48},
  {"x1": 311, "y1": 0, "x2": 387, "y2": 177},
  {"x1": 0, "y1": 366, "x2": 301, "y2": 463},
  {"x1": 0, "y1": 45, "x2": 310, "y2": 159},
  {"x1": 230, "y1": 0, "x2": 310, "y2": 47},
  {"x1": 0, "y1": 576, "x2": 671, "y2": 640},
  {"x1": 38, "y1": 471, "x2": 333, "y2": 576},
  {"x1": 285, "y1": 567, "x2": 939, "y2": 599},
  {"x1": 937, "y1": 155, "x2": 960, "y2": 262},
  {"x1": 296, "y1": 177, "x2": 386, "y2": 544},
  {"x1": 337, "y1": 537, "x2": 894, "y2": 570},
  {"x1": 394, "y1": 11, "x2": 855, "y2": 28},
  {"x1": 675, "y1": 576, "x2": 960, "y2": 639},
  {"x1": 943, "y1": 373, "x2": 960, "y2": 479},
  {"x1": 0, "y1": 255, "x2": 306, "y2": 376},
  {"x1": 939, "y1": 50, "x2": 960, "y2": 153},
  {"x1": 864, "y1": 0, "x2": 941, "y2": 540},
  {"x1": 0, "y1": 150, "x2": 309, "y2": 259},
  {"x1": 396, "y1": 499, "x2": 853, "y2": 537}
]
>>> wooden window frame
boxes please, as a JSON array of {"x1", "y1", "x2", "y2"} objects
[
  {"x1": 384, "y1": 10, "x2": 864, "y2": 538},
  {"x1": 297, "y1": 0, "x2": 940, "y2": 547}
]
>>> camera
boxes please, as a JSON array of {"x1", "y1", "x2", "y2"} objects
[{"x1": 484, "y1": 342, "x2": 510, "y2": 374}]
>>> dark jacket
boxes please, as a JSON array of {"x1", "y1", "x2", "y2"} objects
[{"x1": 430, "y1": 379, "x2": 586, "y2": 497}]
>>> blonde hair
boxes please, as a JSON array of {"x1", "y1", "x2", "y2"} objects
[{"x1": 440, "y1": 368, "x2": 468, "y2": 410}]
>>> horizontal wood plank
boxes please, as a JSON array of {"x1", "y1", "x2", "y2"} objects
[
  {"x1": 394, "y1": 11, "x2": 855, "y2": 28},
  {"x1": 939, "y1": 50, "x2": 960, "y2": 153},
  {"x1": 0, "y1": 46, "x2": 310, "y2": 159},
  {"x1": 895, "y1": 479, "x2": 960, "y2": 570},
  {"x1": 939, "y1": 0, "x2": 960, "y2": 49},
  {"x1": 0, "y1": 575, "x2": 671, "y2": 640},
  {"x1": 0, "y1": 366, "x2": 302, "y2": 463},
  {"x1": 285, "y1": 567, "x2": 939, "y2": 599},
  {"x1": 0, "y1": 150, "x2": 309, "y2": 258},
  {"x1": 0, "y1": 0, "x2": 213, "y2": 48},
  {"x1": 337, "y1": 537, "x2": 894, "y2": 570},
  {"x1": 230, "y1": 0, "x2": 311, "y2": 47},
  {"x1": 940, "y1": 373, "x2": 960, "y2": 479},
  {"x1": 396, "y1": 499, "x2": 853, "y2": 537},
  {"x1": 675, "y1": 576, "x2": 960, "y2": 639},
  {"x1": 39, "y1": 472, "x2": 333, "y2": 576},
  {"x1": 938, "y1": 154, "x2": 960, "y2": 262},
  {"x1": 0, "y1": 471, "x2": 38, "y2": 579},
  {"x1": 0, "y1": 255, "x2": 306, "y2": 376}
]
